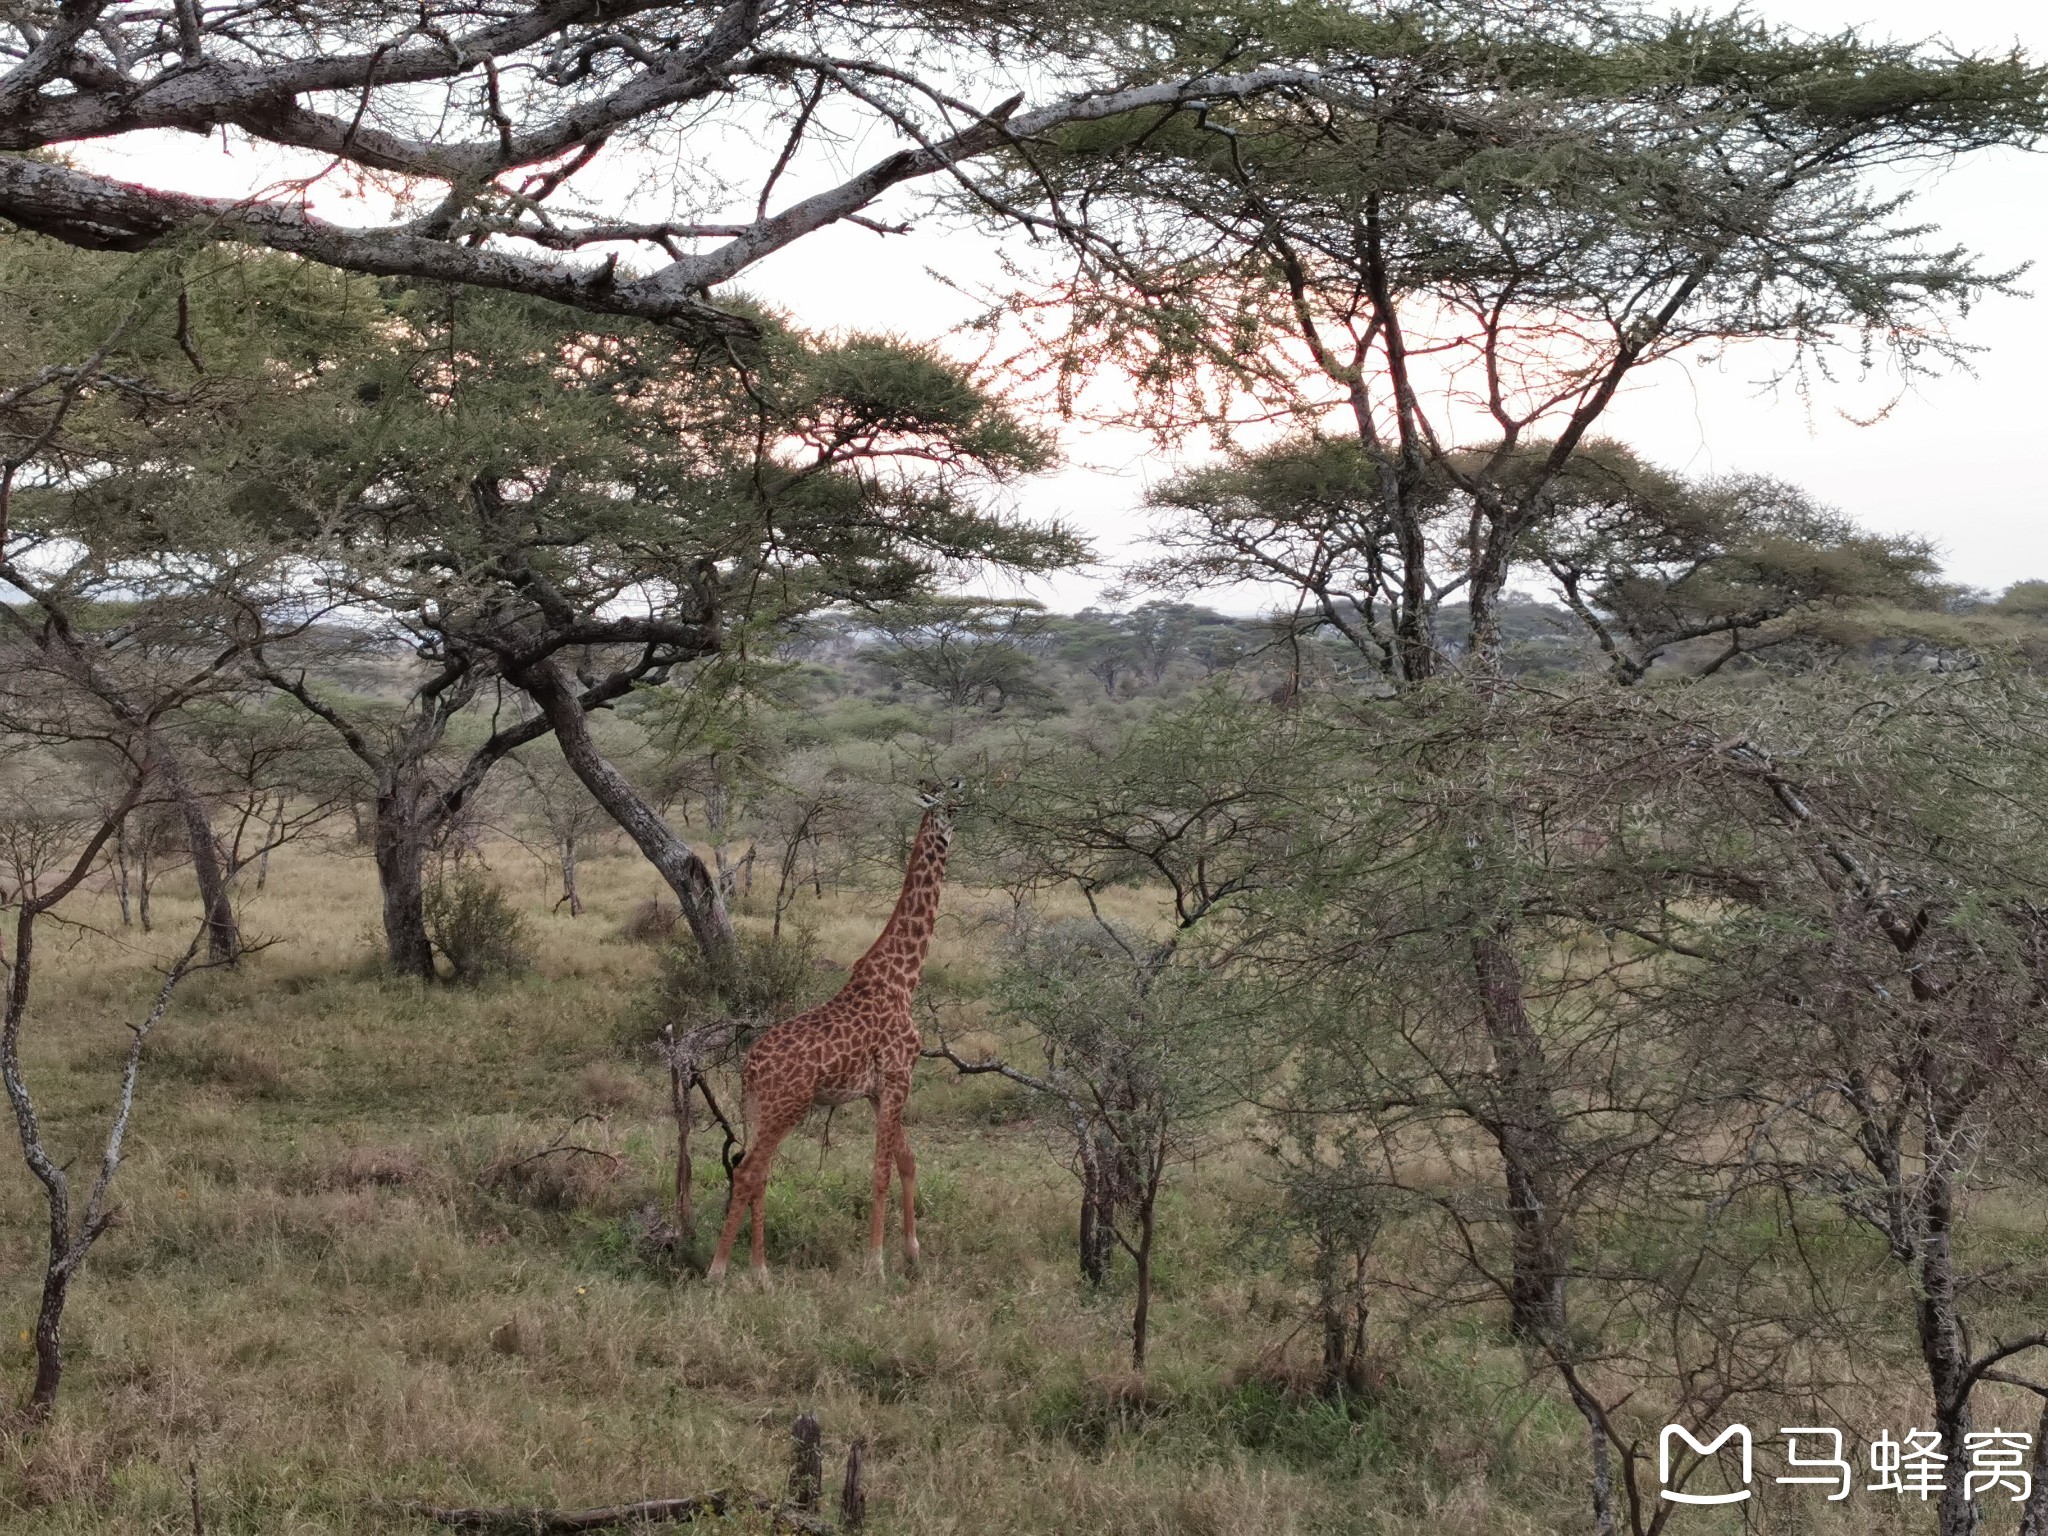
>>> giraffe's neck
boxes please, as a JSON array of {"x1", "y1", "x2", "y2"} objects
[{"x1": 849, "y1": 809, "x2": 951, "y2": 988}]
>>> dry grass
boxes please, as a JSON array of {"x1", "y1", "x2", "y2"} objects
[{"x1": 0, "y1": 844, "x2": 2029, "y2": 1533}]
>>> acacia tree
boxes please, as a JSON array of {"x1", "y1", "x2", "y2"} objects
[
  {"x1": 0, "y1": 799, "x2": 208, "y2": 1432},
  {"x1": 862, "y1": 598, "x2": 1054, "y2": 719},
  {"x1": 0, "y1": 676, "x2": 223, "y2": 1429},
  {"x1": 1690, "y1": 682, "x2": 2048, "y2": 1536},
  {"x1": 181, "y1": 283, "x2": 1077, "y2": 972},
  {"x1": 994, "y1": 12, "x2": 2048, "y2": 1435},
  {"x1": 0, "y1": 1, "x2": 1345, "y2": 330},
  {"x1": 987, "y1": 918, "x2": 1252, "y2": 1371},
  {"x1": 949, "y1": 692, "x2": 1303, "y2": 1285},
  {"x1": 1139, "y1": 437, "x2": 1943, "y2": 682},
  {"x1": 0, "y1": 235, "x2": 383, "y2": 960},
  {"x1": 1010, "y1": 6, "x2": 2045, "y2": 678}
]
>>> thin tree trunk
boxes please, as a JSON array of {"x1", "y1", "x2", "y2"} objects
[
  {"x1": 2016, "y1": 1396, "x2": 2048, "y2": 1536},
  {"x1": 1920, "y1": 1150, "x2": 1980, "y2": 1536},
  {"x1": 1314, "y1": 1206, "x2": 1369, "y2": 1396},
  {"x1": 1472, "y1": 921, "x2": 1571, "y2": 1344},
  {"x1": 255, "y1": 801, "x2": 285, "y2": 890},
  {"x1": 113, "y1": 821, "x2": 132, "y2": 927},
  {"x1": 2, "y1": 826, "x2": 190, "y2": 1433},
  {"x1": 1130, "y1": 1160, "x2": 1159, "y2": 1371},
  {"x1": 560, "y1": 833, "x2": 582, "y2": 916},
  {"x1": 709, "y1": 782, "x2": 736, "y2": 901},
  {"x1": 1078, "y1": 1147, "x2": 1108, "y2": 1287},
  {"x1": 1567, "y1": 1380, "x2": 1619, "y2": 1536},
  {"x1": 513, "y1": 658, "x2": 735, "y2": 971},
  {"x1": 156, "y1": 750, "x2": 239, "y2": 964},
  {"x1": 666, "y1": 1033, "x2": 694, "y2": 1241},
  {"x1": 137, "y1": 841, "x2": 153, "y2": 932},
  {"x1": 23, "y1": 1260, "x2": 69, "y2": 1429}
]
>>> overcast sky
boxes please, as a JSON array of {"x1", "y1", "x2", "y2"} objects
[{"x1": 80, "y1": 0, "x2": 2048, "y2": 611}]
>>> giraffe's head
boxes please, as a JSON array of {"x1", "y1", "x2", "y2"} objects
[{"x1": 916, "y1": 776, "x2": 966, "y2": 835}]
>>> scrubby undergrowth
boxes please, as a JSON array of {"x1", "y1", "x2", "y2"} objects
[{"x1": 0, "y1": 847, "x2": 1999, "y2": 1534}]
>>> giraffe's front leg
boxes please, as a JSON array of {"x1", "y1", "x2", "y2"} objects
[{"x1": 711, "y1": 1123, "x2": 790, "y2": 1284}]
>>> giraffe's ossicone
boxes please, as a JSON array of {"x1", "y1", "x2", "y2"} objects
[{"x1": 708, "y1": 779, "x2": 961, "y2": 1281}]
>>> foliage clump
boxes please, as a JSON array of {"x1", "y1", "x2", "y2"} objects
[
  {"x1": 643, "y1": 926, "x2": 824, "y2": 1053},
  {"x1": 423, "y1": 869, "x2": 534, "y2": 983}
]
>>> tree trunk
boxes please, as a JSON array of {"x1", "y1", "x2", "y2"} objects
[
  {"x1": 666, "y1": 1034, "x2": 694, "y2": 1241},
  {"x1": 157, "y1": 751, "x2": 239, "y2": 963},
  {"x1": 1079, "y1": 1151, "x2": 1108, "y2": 1287},
  {"x1": 1078, "y1": 1129, "x2": 1119, "y2": 1287},
  {"x1": 513, "y1": 658, "x2": 735, "y2": 971},
  {"x1": 787, "y1": 1413, "x2": 822, "y2": 1511},
  {"x1": 22, "y1": 1256, "x2": 70, "y2": 1431},
  {"x1": 1314, "y1": 1205, "x2": 1368, "y2": 1396},
  {"x1": 373, "y1": 789, "x2": 436, "y2": 980},
  {"x1": 1919, "y1": 1152, "x2": 1980, "y2": 1536},
  {"x1": 1567, "y1": 1380, "x2": 1619, "y2": 1536},
  {"x1": 1471, "y1": 922, "x2": 1571, "y2": 1345}
]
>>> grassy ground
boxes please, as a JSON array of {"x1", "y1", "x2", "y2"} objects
[{"x1": 0, "y1": 844, "x2": 2030, "y2": 1533}]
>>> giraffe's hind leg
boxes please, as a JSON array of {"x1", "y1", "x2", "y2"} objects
[
  {"x1": 866, "y1": 1083, "x2": 909, "y2": 1277},
  {"x1": 895, "y1": 1121, "x2": 919, "y2": 1272}
]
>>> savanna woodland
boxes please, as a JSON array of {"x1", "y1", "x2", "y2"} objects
[{"x1": 3, "y1": 0, "x2": 2048, "y2": 1531}]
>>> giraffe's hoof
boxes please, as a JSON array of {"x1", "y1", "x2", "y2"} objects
[
  {"x1": 863, "y1": 1249, "x2": 887, "y2": 1280},
  {"x1": 750, "y1": 1264, "x2": 773, "y2": 1290},
  {"x1": 706, "y1": 1259, "x2": 728, "y2": 1283}
]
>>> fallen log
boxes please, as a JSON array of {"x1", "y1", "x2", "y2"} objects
[
  {"x1": 409, "y1": 1494, "x2": 725, "y2": 1533},
  {"x1": 408, "y1": 1492, "x2": 835, "y2": 1535}
]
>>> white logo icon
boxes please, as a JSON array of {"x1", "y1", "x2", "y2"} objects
[{"x1": 1660, "y1": 1424, "x2": 1754, "y2": 1505}]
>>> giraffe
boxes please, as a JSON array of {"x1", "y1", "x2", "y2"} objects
[{"x1": 708, "y1": 779, "x2": 960, "y2": 1282}]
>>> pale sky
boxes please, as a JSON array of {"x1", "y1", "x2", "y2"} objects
[{"x1": 74, "y1": 0, "x2": 2048, "y2": 610}]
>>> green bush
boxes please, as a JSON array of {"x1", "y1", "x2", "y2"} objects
[
  {"x1": 637, "y1": 926, "x2": 824, "y2": 1052},
  {"x1": 423, "y1": 868, "x2": 534, "y2": 982}
]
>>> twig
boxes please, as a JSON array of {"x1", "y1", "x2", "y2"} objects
[{"x1": 513, "y1": 1114, "x2": 622, "y2": 1170}]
